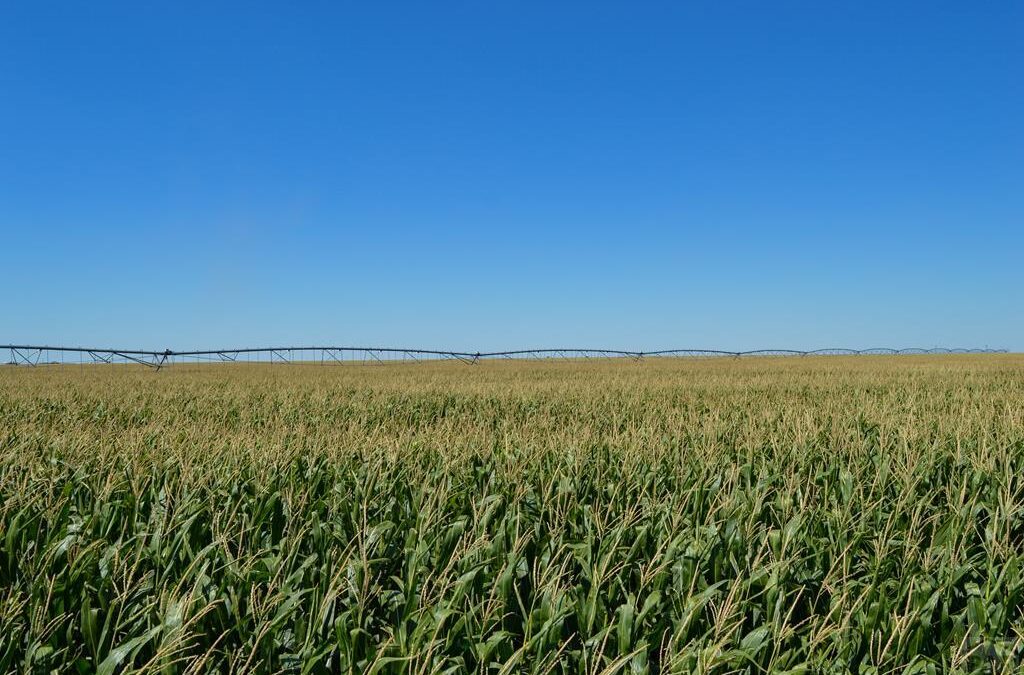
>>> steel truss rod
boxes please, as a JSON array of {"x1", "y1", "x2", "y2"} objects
[
  {"x1": 109, "y1": 351, "x2": 159, "y2": 368},
  {"x1": 11, "y1": 347, "x2": 42, "y2": 366}
]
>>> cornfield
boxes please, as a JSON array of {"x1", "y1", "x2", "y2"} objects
[{"x1": 1, "y1": 355, "x2": 1023, "y2": 673}]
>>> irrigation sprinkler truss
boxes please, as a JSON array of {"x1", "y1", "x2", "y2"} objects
[{"x1": 0, "y1": 344, "x2": 1009, "y2": 370}]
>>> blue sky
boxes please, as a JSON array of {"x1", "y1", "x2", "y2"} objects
[{"x1": 2, "y1": 2, "x2": 1021, "y2": 351}]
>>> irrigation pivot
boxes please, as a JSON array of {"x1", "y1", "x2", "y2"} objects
[{"x1": 1, "y1": 344, "x2": 1009, "y2": 369}]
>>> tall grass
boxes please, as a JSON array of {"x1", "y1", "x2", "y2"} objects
[{"x1": 1, "y1": 356, "x2": 1023, "y2": 673}]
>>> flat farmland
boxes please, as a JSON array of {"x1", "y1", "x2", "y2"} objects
[{"x1": 2, "y1": 356, "x2": 1023, "y2": 673}]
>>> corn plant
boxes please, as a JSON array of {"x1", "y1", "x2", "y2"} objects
[{"x1": 1, "y1": 356, "x2": 1023, "y2": 673}]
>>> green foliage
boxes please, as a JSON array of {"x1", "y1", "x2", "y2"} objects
[{"x1": 1, "y1": 356, "x2": 1023, "y2": 672}]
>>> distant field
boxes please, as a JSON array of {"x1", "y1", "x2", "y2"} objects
[{"x1": 2, "y1": 356, "x2": 1023, "y2": 673}]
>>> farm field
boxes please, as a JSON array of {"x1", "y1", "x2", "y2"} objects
[{"x1": 2, "y1": 356, "x2": 1024, "y2": 673}]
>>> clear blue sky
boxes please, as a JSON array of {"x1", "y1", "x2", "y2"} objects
[{"x1": 2, "y1": 3, "x2": 1021, "y2": 351}]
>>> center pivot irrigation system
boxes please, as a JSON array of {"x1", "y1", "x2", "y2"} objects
[{"x1": 1, "y1": 344, "x2": 1009, "y2": 370}]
